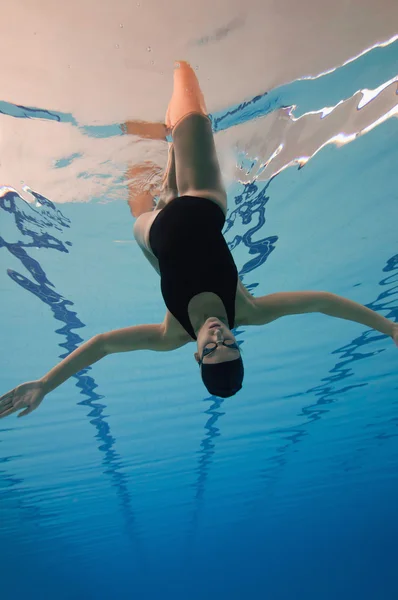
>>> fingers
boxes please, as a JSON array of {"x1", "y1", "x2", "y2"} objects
[
  {"x1": 0, "y1": 389, "x2": 15, "y2": 407},
  {"x1": 0, "y1": 405, "x2": 19, "y2": 419},
  {"x1": 18, "y1": 407, "x2": 32, "y2": 418},
  {"x1": 0, "y1": 382, "x2": 42, "y2": 420},
  {"x1": 0, "y1": 401, "x2": 33, "y2": 419},
  {"x1": 0, "y1": 389, "x2": 26, "y2": 419},
  {"x1": 0, "y1": 391, "x2": 16, "y2": 415},
  {"x1": 0, "y1": 403, "x2": 30, "y2": 419}
]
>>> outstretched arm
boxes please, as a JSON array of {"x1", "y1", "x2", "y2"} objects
[
  {"x1": 0, "y1": 323, "x2": 179, "y2": 419},
  {"x1": 250, "y1": 291, "x2": 397, "y2": 341},
  {"x1": 319, "y1": 292, "x2": 396, "y2": 339}
]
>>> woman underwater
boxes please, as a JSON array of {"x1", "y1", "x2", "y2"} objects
[{"x1": 1, "y1": 61, "x2": 397, "y2": 418}]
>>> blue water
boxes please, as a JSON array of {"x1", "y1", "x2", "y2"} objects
[{"x1": 1, "y1": 42, "x2": 398, "y2": 600}]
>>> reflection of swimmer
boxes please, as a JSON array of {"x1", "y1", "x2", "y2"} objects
[{"x1": 1, "y1": 61, "x2": 397, "y2": 418}]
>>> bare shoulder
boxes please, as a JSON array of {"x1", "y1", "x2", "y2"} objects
[
  {"x1": 234, "y1": 279, "x2": 257, "y2": 326},
  {"x1": 162, "y1": 310, "x2": 193, "y2": 346}
]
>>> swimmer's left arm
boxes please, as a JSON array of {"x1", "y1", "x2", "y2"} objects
[
  {"x1": 319, "y1": 292, "x2": 396, "y2": 339},
  {"x1": 251, "y1": 291, "x2": 397, "y2": 342}
]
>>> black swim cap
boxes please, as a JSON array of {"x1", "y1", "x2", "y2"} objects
[{"x1": 200, "y1": 356, "x2": 244, "y2": 398}]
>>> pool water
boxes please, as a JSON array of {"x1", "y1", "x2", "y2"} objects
[{"x1": 1, "y1": 37, "x2": 398, "y2": 600}]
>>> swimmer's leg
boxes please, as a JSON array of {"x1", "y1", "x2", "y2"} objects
[
  {"x1": 157, "y1": 144, "x2": 178, "y2": 209},
  {"x1": 166, "y1": 61, "x2": 208, "y2": 129},
  {"x1": 127, "y1": 163, "x2": 162, "y2": 217},
  {"x1": 122, "y1": 120, "x2": 168, "y2": 140},
  {"x1": 123, "y1": 119, "x2": 173, "y2": 215},
  {"x1": 165, "y1": 61, "x2": 227, "y2": 215}
]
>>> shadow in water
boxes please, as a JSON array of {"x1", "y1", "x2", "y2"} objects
[{"x1": 0, "y1": 188, "x2": 145, "y2": 563}]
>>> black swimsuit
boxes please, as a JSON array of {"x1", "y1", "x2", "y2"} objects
[{"x1": 149, "y1": 196, "x2": 238, "y2": 340}]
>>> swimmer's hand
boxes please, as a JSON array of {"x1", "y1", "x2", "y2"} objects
[{"x1": 0, "y1": 380, "x2": 46, "y2": 419}]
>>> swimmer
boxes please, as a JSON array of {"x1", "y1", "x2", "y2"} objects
[{"x1": 1, "y1": 61, "x2": 397, "y2": 418}]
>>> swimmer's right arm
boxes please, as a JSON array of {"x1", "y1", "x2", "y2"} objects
[{"x1": 0, "y1": 324, "x2": 177, "y2": 419}]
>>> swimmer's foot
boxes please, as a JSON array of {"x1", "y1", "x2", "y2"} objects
[
  {"x1": 174, "y1": 60, "x2": 191, "y2": 70},
  {"x1": 165, "y1": 59, "x2": 207, "y2": 130}
]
